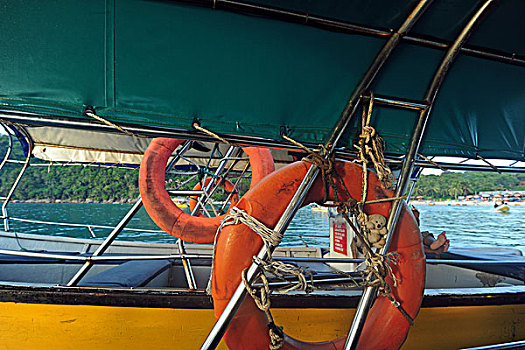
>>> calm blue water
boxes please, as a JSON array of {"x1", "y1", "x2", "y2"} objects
[
  {"x1": 416, "y1": 204, "x2": 525, "y2": 253},
  {"x1": 3, "y1": 203, "x2": 524, "y2": 253}
]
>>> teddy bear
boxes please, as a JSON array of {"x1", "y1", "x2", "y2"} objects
[{"x1": 365, "y1": 214, "x2": 388, "y2": 248}]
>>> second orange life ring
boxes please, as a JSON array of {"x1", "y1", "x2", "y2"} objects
[
  {"x1": 211, "y1": 160, "x2": 425, "y2": 349},
  {"x1": 139, "y1": 138, "x2": 275, "y2": 244},
  {"x1": 188, "y1": 177, "x2": 240, "y2": 216}
]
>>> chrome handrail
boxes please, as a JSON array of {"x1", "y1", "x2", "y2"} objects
[
  {"x1": 0, "y1": 247, "x2": 523, "y2": 265},
  {"x1": 5, "y1": 216, "x2": 164, "y2": 234}
]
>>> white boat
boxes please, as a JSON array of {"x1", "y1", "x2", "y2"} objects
[
  {"x1": 495, "y1": 204, "x2": 510, "y2": 212},
  {"x1": 311, "y1": 203, "x2": 329, "y2": 213}
]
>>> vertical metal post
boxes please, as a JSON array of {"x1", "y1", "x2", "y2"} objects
[
  {"x1": 343, "y1": 1, "x2": 496, "y2": 348},
  {"x1": 173, "y1": 143, "x2": 236, "y2": 290},
  {"x1": 190, "y1": 146, "x2": 237, "y2": 216},
  {"x1": 0, "y1": 125, "x2": 14, "y2": 231},
  {"x1": 178, "y1": 238, "x2": 197, "y2": 289},
  {"x1": 166, "y1": 140, "x2": 198, "y2": 290}
]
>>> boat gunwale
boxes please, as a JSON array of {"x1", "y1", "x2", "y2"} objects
[{"x1": 0, "y1": 283, "x2": 523, "y2": 309}]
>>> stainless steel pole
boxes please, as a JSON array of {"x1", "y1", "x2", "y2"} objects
[
  {"x1": 200, "y1": 165, "x2": 320, "y2": 350},
  {"x1": 325, "y1": 0, "x2": 435, "y2": 149},
  {"x1": 166, "y1": 140, "x2": 198, "y2": 289},
  {"x1": 190, "y1": 146, "x2": 237, "y2": 216},
  {"x1": 202, "y1": 1, "x2": 435, "y2": 347},
  {"x1": 68, "y1": 139, "x2": 194, "y2": 287},
  {"x1": 66, "y1": 198, "x2": 144, "y2": 286},
  {"x1": 1, "y1": 129, "x2": 33, "y2": 232},
  {"x1": 343, "y1": 1, "x2": 496, "y2": 348}
]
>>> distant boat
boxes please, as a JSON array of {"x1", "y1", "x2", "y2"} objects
[
  {"x1": 173, "y1": 198, "x2": 189, "y2": 209},
  {"x1": 311, "y1": 203, "x2": 328, "y2": 213},
  {"x1": 495, "y1": 203, "x2": 510, "y2": 212}
]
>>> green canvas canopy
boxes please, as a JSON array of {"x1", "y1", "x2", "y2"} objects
[{"x1": 0, "y1": 0, "x2": 523, "y2": 160}]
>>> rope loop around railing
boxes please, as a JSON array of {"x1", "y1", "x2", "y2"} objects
[
  {"x1": 84, "y1": 108, "x2": 137, "y2": 137},
  {"x1": 193, "y1": 123, "x2": 236, "y2": 147}
]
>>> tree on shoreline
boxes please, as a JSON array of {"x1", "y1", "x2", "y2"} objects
[
  {"x1": 0, "y1": 136, "x2": 523, "y2": 202},
  {"x1": 0, "y1": 136, "x2": 250, "y2": 202},
  {"x1": 413, "y1": 171, "x2": 525, "y2": 200}
]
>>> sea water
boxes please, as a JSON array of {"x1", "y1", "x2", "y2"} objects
[{"x1": 3, "y1": 202, "x2": 525, "y2": 253}]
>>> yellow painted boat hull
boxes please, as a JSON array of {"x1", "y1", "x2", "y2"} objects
[{"x1": 0, "y1": 302, "x2": 523, "y2": 349}]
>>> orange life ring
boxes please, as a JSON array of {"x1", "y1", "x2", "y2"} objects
[
  {"x1": 139, "y1": 138, "x2": 275, "y2": 244},
  {"x1": 211, "y1": 160, "x2": 425, "y2": 349},
  {"x1": 188, "y1": 177, "x2": 240, "y2": 216}
]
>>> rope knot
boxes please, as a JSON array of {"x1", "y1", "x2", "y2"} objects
[
  {"x1": 268, "y1": 323, "x2": 284, "y2": 350},
  {"x1": 355, "y1": 92, "x2": 394, "y2": 189},
  {"x1": 336, "y1": 199, "x2": 357, "y2": 214},
  {"x1": 220, "y1": 207, "x2": 283, "y2": 247}
]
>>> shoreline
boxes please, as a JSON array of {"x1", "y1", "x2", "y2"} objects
[
  {"x1": 10, "y1": 199, "x2": 136, "y2": 204},
  {"x1": 9, "y1": 199, "x2": 525, "y2": 206},
  {"x1": 410, "y1": 200, "x2": 525, "y2": 206}
]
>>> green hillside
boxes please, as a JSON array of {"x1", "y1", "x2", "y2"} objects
[
  {"x1": 413, "y1": 171, "x2": 525, "y2": 200},
  {"x1": 0, "y1": 135, "x2": 522, "y2": 202},
  {"x1": 0, "y1": 136, "x2": 249, "y2": 202}
]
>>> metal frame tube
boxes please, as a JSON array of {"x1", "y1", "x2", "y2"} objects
[
  {"x1": 66, "y1": 139, "x2": 196, "y2": 287},
  {"x1": 202, "y1": 0, "x2": 434, "y2": 347},
  {"x1": 0, "y1": 126, "x2": 33, "y2": 232},
  {"x1": 325, "y1": 0, "x2": 434, "y2": 149},
  {"x1": 2, "y1": 246, "x2": 524, "y2": 265},
  {"x1": 165, "y1": 140, "x2": 198, "y2": 289},
  {"x1": 7, "y1": 215, "x2": 163, "y2": 233},
  {"x1": 366, "y1": 95, "x2": 429, "y2": 111},
  {"x1": 178, "y1": 238, "x2": 197, "y2": 289},
  {"x1": 190, "y1": 146, "x2": 237, "y2": 216},
  {"x1": 0, "y1": 250, "x2": 213, "y2": 261},
  {"x1": 173, "y1": 0, "x2": 524, "y2": 68},
  {"x1": 66, "y1": 198, "x2": 144, "y2": 286},
  {"x1": 413, "y1": 161, "x2": 525, "y2": 174},
  {"x1": 0, "y1": 124, "x2": 14, "y2": 174},
  {"x1": 4, "y1": 110, "x2": 525, "y2": 166},
  {"x1": 200, "y1": 165, "x2": 320, "y2": 350},
  {"x1": 0, "y1": 125, "x2": 15, "y2": 231},
  {"x1": 344, "y1": 1, "x2": 497, "y2": 348}
]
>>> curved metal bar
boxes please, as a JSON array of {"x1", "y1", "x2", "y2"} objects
[
  {"x1": 0, "y1": 124, "x2": 14, "y2": 174},
  {"x1": 344, "y1": 1, "x2": 498, "y2": 348},
  {"x1": 174, "y1": 0, "x2": 525, "y2": 67},
  {"x1": 326, "y1": 0, "x2": 435, "y2": 149},
  {"x1": 0, "y1": 126, "x2": 33, "y2": 232}
]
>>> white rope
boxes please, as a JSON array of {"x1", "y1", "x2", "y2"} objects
[
  {"x1": 220, "y1": 207, "x2": 283, "y2": 247},
  {"x1": 205, "y1": 206, "x2": 283, "y2": 295}
]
